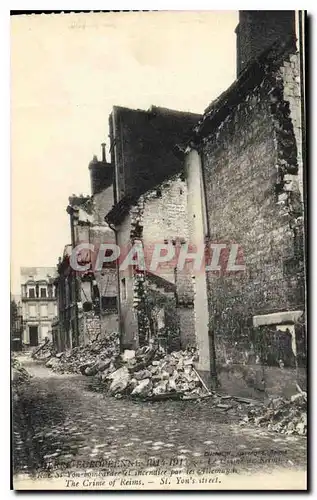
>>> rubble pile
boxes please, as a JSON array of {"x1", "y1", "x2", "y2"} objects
[
  {"x1": 240, "y1": 391, "x2": 307, "y2": 436},
  {"x1": 12, "y1": 356, "x2": 31, "y2": 387},
  {"x1": 39, "y1": 335, "x2": 209, "y2": 399},
  {"x1": 93, "y1": 346, "x2": 208, "y2": 400},
  {"x1": 45, "y1": 332, "x2": 120, "y2": 374},
  {"x1": 32, "y1": 339, "x2": 56, "y2": 361}
]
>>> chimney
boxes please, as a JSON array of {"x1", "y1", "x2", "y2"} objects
[
  {"x1": 88, "y1": 144, "x2": 114, "y2": 196},
  {"x1": 235, "y1": 11, "x2": 296, "y2": 76},
  {"x1": 101, "y1": 143, "x2": 106, "y2": 162}
]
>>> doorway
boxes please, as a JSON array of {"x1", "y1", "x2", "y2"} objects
[{"x1": 29, "y1": 326, "x2": 39, "y2": 346}]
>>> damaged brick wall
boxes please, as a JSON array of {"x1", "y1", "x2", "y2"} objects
[
  {"x1": 199, "y1": 45, "x2": 305, "y2": 397},
  {"x1": 79, "y1": 310, "x2": 101, "y2": 344},
  {"x1": 280, "y1": 53, "x2": 304, "y2": 201},
  {"x1": 117, "y1": 174, "x2": 196, "y2": 351},
  {"x1": 100, "y1": 312, "x2": 119, "y2": 336},
  {"x1": 140, "y1": 177, "x2": 195, "y2": 350},
  {"x1": 140, "y1": 175, "x2": 189, "y2": 254},
  {"x1": 134, "y1": 176, "x2": 195, "y2": 350}
]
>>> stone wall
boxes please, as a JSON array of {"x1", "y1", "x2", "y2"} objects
[
  {"x1": 199, "y1": 45, "x2": 305, "y2": 396},
  {"x1": 141, "y1": 175, "x2": 189, "y2": 258},
  {"x1": 140, "y1": 176, "x2": 195, "y2": 349},
  {"x1": 79, "y1": 311, "x2": 101, "y2": 344},
  {"x1": 116, "y1": 175, "x2": 197, "y2": 351}
]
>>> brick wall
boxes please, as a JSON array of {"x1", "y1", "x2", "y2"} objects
[
  {"x1": 64, "y1": 184, "x2": 118, "y2": 348},
  {"x1": 199, "y1": 46, "x2": 305, "y2": 396},
  {"x1": 116, "y1": 175, "x2": 197, "y2": 350},
  {"x1": 137, "y1": 176, "x2": 195, "y2": 349},
  {"x1": 141, "y1": 176, "x2": 188, "y2": 244},
  {"x1": 79, "y1": 311, "x2": 101, "y2": 344}
]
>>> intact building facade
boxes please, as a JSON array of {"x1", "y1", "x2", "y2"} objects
[{"x1": 20, "y1": 267, "x2": 57, "y2": 346}]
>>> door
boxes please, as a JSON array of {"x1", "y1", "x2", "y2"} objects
[{"x1": 29, "y1": 326, "x2": 38, "y2": 346}]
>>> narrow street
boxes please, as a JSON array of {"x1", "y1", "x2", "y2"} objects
[{"x1": 13, "y1": 356, "x2": 307, "y2": 489}]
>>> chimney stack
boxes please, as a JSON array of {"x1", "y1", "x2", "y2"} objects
[
  {"x1": 101, "y1": 143, "x2": 106, "y2": 162},
  {"x1": 88, "y1": 145, "x2": 114, "y2": 196}
]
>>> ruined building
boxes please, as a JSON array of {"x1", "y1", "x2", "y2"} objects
[
  {"x1": 54, "y1": 11, "x2": 306, "y2": 398},
  {"x1": 182, "y1": 10, "x2": 306, "y2": 396},
  {"x1": 105, "y1": 105, "x2": 201, "y2": 351},
  {"x1": 20, "y1": 267, "x2": 57, "y2": 346},
  {"x1": 105, "y1": 10, "x2": 306, "y2": 398},
  {"x1": 54, "y1": 145, "x2": 118, "y2": 351}
]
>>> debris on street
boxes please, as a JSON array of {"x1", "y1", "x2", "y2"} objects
[
  {"x1": 12, "y1": 356, "x2": 31, "y2": 387},
  {"x1": 32, "y1": 338, "x2": 56, "y2": 361},
  {"x1": 240, "y1": 391, "x2": 307, "y2": 436},
  {"x1": 33, "y1": 335, "x2": 307, "y2": 436},
  {"x1": 33, "y1": 332, "x2": 120, "y2": 374},
  {"x1": 33, "y1": 335, "x2": 210, "y2": 399}
]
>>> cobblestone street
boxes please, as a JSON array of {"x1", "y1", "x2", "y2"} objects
[{"x1": 13, "y1": 356, "x2": 307, "y2": 486}]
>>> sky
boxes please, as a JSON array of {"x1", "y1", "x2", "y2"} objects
[{"x1": 11, "y1": 10, "x2": 238, "y2": 294}]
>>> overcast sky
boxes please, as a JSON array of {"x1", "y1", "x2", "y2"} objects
[{"x1": 11, "y1": 10, "x2": 238, "y2": 294}]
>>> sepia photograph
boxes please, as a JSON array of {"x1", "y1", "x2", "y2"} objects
[{"x1": 10, "y1": 9, "x2": 307, "y2": 491}]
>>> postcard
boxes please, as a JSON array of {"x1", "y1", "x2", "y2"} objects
[{"x1": 11, "y1": 10, "x2": 307, "y2": 491}]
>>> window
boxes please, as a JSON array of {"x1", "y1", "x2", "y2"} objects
[
  {"x1": 28, "y1": 288, "x2": 35, "y2": 298},
  {"x1": 101, "y1": 296, "x2": 117, "y2": 311},
  {"x1": 29, "y1": 305, "x2": 36, "y2": 317},
  {"x1": 121, "y1": 278, "x2": 127, "y2": 300},
  {"x1": 40, "y1": 288, "x2": 47, "y2": 298},
  {"x1": 40, "y1": 304, "x2": 48, "y2": 318}
]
